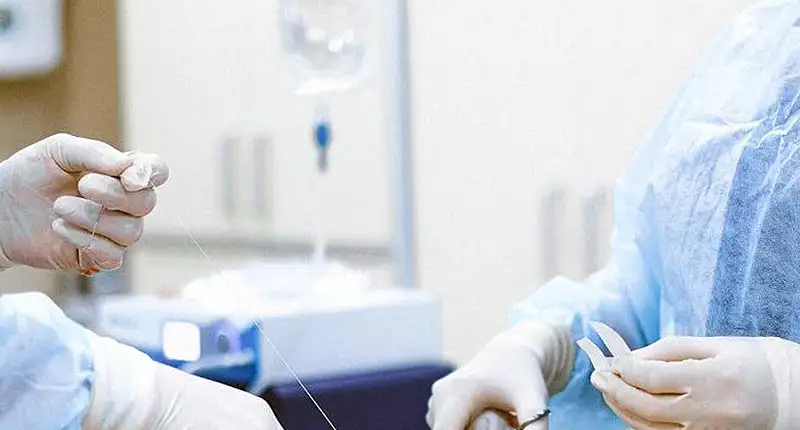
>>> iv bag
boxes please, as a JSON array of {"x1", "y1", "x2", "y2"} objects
[{"x1": 279, "y1": 0, "x2": 369, "y2": 95}]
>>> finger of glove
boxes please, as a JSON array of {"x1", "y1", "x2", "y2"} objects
[
  {"x1": 121, "y1": 151, "x2": 170, "y2": 191},
  {"x1": 52, "y1": 218, "x2": 124, "y2": 270},
  {"x1": 427, "y1": 380, "x2": 470, "y2": 429},
  {"x1": 632, "y1": 336, "x2": 719, "y2": 362},
  {"x1": 602, "y1": 393, "x2": 681, "y2": 430},
  {"x1": 611, "y1": 355, "x2": 699, "y2": 394},
  {"x1": 53, "y1": 196, "x2": 144, "y2": 247},
  {"x1": 590, "y1": 371, "x2": 682, "y2": 423},
  {"x1": 431, "y1": 387, "x2": 538, "y2": 430},
  {"x1": 426, "y1": 396, "x2": 435, "y2": 428},
  {"x1": 430, "y1": 398, "x2": 484, "y2": 430},
  {"x1": 78, "y1": 173, "x2": 156, "y2": 217},
  {"x1": 428, "y1": 371, "x2": 521, "y2": 430},
  {"x1": 45, "y1": 134, "x2": 132, "y2": 176}
]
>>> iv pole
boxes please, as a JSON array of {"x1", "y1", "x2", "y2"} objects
[
  {"x1": 384, "y1": 0, "x2": 416, "y2": 289},
  {"x1": 310, "y1": 0, "x2": 415, "y2": 289}
]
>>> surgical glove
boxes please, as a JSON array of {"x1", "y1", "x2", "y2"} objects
[
  {"x1": 83, "y1": 335, "x2": 284, "y2": 430},
  {"x1": 469, "y1": 410, "x2": 517, "y2": 430},
  {"x1": 427, "y1": 322, "x2": 573, "y2": 430},
  {"x1": 591, "y1": 336, "x2": 800, "y2": 430},
  {"x1": 0, "y1": 134, "x2": 168, "y2": 274}
]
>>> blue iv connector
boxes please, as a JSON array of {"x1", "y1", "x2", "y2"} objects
[{"x1": 314, "y1": 119, "x2": 331, "y2": 172}]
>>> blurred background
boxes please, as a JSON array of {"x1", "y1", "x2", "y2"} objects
[
  {"x1": 0, "y1": 1, "x2": 759, "y2": 419},
  {"x1": 0, "y1": 0, "x2": 761, "y2": 366}
]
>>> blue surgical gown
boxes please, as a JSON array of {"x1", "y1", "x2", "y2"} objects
[
  {"x1": 510, "y1": 0, "x2": 800, "y2": 428},
  {"x1": 0, "y1": 292, "x2": 94, "y2": 429}
]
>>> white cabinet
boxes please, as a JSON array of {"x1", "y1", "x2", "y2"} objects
[{"x1": 118, "y1": 0, "x2": 393, "y2": 245}]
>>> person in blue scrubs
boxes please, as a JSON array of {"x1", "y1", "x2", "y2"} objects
[
  {"x1": 428, "y1": 0, "x2": 800, "y2": 428},
  {"x1": 0, "y1": 133, "x2": 284, "y2": 429}
]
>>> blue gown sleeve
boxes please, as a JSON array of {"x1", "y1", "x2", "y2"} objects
[{"x1": 0, "y1": 292, "x2": 94, "y2": 430}]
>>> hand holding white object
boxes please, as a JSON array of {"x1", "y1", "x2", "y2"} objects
[
  {"x1": 592, "y1": 336, "x2": 800, "y2": 430},
  {"x1": 580, "y1": 323, "x2": 800, "y2": 430},
  {"x1": 0, "y1": 134, "x2": 168, "y2": 274}
]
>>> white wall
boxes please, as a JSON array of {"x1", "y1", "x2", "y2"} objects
[{"x1": 409, "y1": 0, "x2": 759, "y2": 364}]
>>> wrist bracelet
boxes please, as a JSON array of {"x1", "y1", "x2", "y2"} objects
[{"x1": 517, "y1": 408, "x2": 551, "y2": 429}]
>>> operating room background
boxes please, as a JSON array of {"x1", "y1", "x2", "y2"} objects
[{"x1": 0, "y1": 0, "x2": 758, "y2": 365}]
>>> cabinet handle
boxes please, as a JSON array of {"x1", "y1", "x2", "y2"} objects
[
  {"x1": 582, "y1": 191, "x2": 600, "y2": 276},
  {"x1": 220, "y1": 137, "x2": 238, "y2": 219},
  {"x1": 540, "y1": 187, "x2": 565, "y2": 281},
  {"x1": 252, "y1": 136, "x2": 270, "y2": 219}
]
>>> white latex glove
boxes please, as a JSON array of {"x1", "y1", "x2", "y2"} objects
[
  {"x1": 590, "y1": 336, "x2": 800, "y2": 430},
  {"x1": 427, "y1": 322, "x2": 574, "y2": 430},
  {"x1": 0, "y1": 133, "x2": 168, "y2": 274},
  {"x1": 469, "y1": 410, "x2": 518, "y2": 430},
  {"x1": 83, "y1": 335, "x2": 285, "y2": 430}
]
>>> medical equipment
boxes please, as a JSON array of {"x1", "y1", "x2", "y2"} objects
[
  {"x1": 313, "y1": 112, "x2": 332, "y2": 172},
  {"x1": 94, "y1": 265, "x2": 442, "y2": 396},
  {"x1": 279, "y1": 0, "x2": 368, "y2": 96},
  {"x1": 577, "y1": 338, "x2": 610, "y2": 372},
  {"x1": 576, "y1": 322, "x2": 631, "y2": 372},
  {"x1": 275, "y1": 0, "x2": 415, "y2": 288},
  {"x1": 469, "y1": 409, "x2": 551, "y2": 430},
  {"x1": 281, "y1": 0, "x2": 371, "y2": 273},
  {"x1": 518, "y1": 410, "x2": 551, "y2": 429},
  {"x1": 0, "y1": 0, "x2": 62, "y2": 78},
  {"x1": 280, "y1": 0, "x2": 369, "y2": 173}
]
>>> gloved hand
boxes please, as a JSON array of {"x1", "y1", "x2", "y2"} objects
[
  {"x1": 590, "y1": 336, "x2": 800, "y2": 430},
  {"x1": 83, "y1": 335, "x2": 285, "y2": 430},
  {"x1": 426, "y1": 322, "x2": 574, "y2": 430},
  {"x1": 469, "y1": 410, "x2": 518, "y2": 430},
  {"x1": 0, "y1": 133, "x2": 168, "y2": 274}
]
